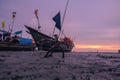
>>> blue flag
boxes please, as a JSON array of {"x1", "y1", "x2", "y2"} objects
[{"x1": 52, "y1": 12, "x2": 61, "y2": 30}]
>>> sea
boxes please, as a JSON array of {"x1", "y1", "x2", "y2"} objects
[{"x1": 0, "y1": 51, "x2": 120, "y2": 80}]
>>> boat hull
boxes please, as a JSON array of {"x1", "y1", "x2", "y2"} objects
[
  {"x1": 0, "y1": 42, "x2": 35, "y2": 51},
  {"x1": 37, "y1": 40, "x2": 74, "y2": 52}
]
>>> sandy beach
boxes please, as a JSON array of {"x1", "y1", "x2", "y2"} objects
[{"x1": 0, "y1": 51, "x2": 120, "y2": 80}]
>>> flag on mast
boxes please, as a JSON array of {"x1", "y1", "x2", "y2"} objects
[
  {"x1": 34, "y1": 9, "x2": 41, "y2": 29},
  {"x1": 1, "y1": 20, "x2": 5, "y2": 28},
  {"x1": 12, "y1": 12, "x2": 16, "y2": 19},
  {"x1": 52, "y1": 12, "x2": 61, "y2": 31},
  {"x1": 34, "y1": 9, "x2": 38, "y2": 19}
]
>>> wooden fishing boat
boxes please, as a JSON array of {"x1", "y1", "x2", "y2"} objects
[
  {"x1": 0, "y1": 11, "x2": 36, "y2": 51},
  {"x1": 25, "y1": 25, "x2": 74, "y2": 52},
  {"x1": 0, "y1": 34, "x2": 36, "y2": 51},
  {"x1": 0, "y1": 30, "x2": 36, "y2": 51},
  {"x1": 25, "y1": 0, "x2": 74, "y2": 52}
]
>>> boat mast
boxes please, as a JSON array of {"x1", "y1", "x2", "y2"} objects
[
  {"x1": 34, "y1": 9, "x2": 41, "y2": 31},
  {"x1": 59, "y1": 0, "x2": 70, "y2": 38},
  {"x1": 11, "y1": 12, "x2": 16, "y2": 33},
  {"x1": 62, "y1": 0, "x2": 69, "y2": 27}
]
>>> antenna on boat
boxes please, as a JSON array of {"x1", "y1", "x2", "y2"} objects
[
  {"x1": 34, "y1": 9, "x2": 41, "y2": 31},
  {"x1": 11, "y1": 12, "x2": 16, "y2": 33},
  {"x1": 59, "y1": 0, "x2": 70, "y2": 38}
]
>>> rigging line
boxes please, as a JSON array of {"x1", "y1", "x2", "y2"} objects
[
  {"x1": 62, "y1": 0, "x2": 69, "y2": 26},
  {"x1": 59, "y1": 0, "x2": 70, "y2": 38}
]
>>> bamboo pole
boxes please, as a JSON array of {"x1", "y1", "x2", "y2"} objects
[
  {"x1": 11, "y1": 12, "x2": 16, "y2": 33},
  {"x1": 11, "y1": 18, "x2": 15, "y2": 33}
]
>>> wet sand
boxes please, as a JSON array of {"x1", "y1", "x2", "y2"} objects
[{"x1": 0, "y1": 51, "x2": 120, "y2": 80}]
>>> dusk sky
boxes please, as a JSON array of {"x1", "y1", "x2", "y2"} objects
[{"x1": 0, "y1": 0, "x2": 120, "y2": 52}]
